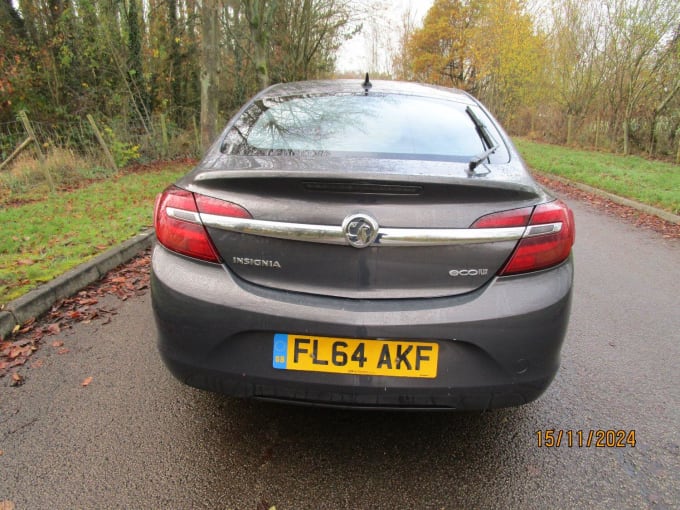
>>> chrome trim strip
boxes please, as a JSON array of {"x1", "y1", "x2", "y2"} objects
[
  {"x1": 376, "y1": 227, "x2": 524, "y2": 245},
  {"x1": 199, "y1": 212, "x2": 525, "y2": 247},
  {"x1": 166, "y1": 207, "x2": 201, "y2": 224},
  {"x1": 201, "y1": 213, "x2": 347, "y2": 245},
  {"x1": 523, "y1": 222, "x2": 562, "y2": 238},
  {"x1": 168, "y1": 206, "x2": 562, "y2": 247}
]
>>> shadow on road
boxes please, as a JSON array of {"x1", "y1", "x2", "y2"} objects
[{"x1": 179, "y1": 390, "x2": 539, "y2": 507}]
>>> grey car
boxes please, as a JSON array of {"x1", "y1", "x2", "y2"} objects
[{"x1": 151, "y1": 78, "x2": 574, "y2": 410}]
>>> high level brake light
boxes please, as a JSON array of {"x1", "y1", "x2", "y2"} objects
[
  {"x1": 154, "y1": 185, "x2": 251, "y2": 262},
  {"x1": 472, "y1": 200, "x2": 575, "y2": 275}
]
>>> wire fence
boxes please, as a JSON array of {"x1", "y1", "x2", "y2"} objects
[
  {"x1": 0, "y1": 112, "x2": 202, "y2": 171},
  {"x1": 0, "y1": 120, "x2": 29, "y2": 162}
]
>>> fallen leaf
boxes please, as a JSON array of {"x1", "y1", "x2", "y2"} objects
[
  {"x1": 47, "y1": 323, "x2": 61, "y2": 335},
  {"x1": 31, "y1": 359, "x2": 44, "y2": 369},
  {"x1": 22, "y1": 317, "x2": 36, "y2": 328},
  {"x1": 17, "y1": 259, "x2": 35, "y2": 266},
  {"x1": 81, "y1": 376, "x2": 93, "y2": 387},
  {"x1": 0, "y1": 501, "x2": 15, "y2": 510},
  {"x1": 10, "y1": 373, "x2": 24, "y2": 386},
  {"x1": 52, "y1": 340, "x2": 64, "y2": 348},
  {"x1": 56, "y1": 347, "x2": 70, "y2": 355},
  {"x1": 8, "y1": 358, "x2": 26, "y2": 368},
  {"x1": 10, "y1": 338, "x2": 32, "y2": 348},
  {"x1": 8, "y1": 348, "x2": 23, "y2": 359},
  {"x1": 17, "y1": 324, "x2": 34, "y2": 334},
  {"x1": 66, "y1": 311, "x2": 83, "y2": 320},
  {"x1": 12, "y1": 324, "x2": 20, "y2": 335}
]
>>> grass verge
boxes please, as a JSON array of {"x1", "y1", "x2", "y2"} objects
[
  {"x1": 0, "y1": 161, "x2": 190, "y2": 305},
  {"x1": 514, "y1": 139, "x2": 680, "y2": 215}
]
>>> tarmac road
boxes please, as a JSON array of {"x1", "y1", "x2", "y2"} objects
[{"x1": 1, "y1": 198, "x2": 679, "y2": 510}]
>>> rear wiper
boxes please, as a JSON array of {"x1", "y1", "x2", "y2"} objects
[
  {"x1": 468, "y1": 145, "x2": 498, "y2": 173},
  {"x1": 465, "y1": 106, "x2": 499, "y2": 174}
]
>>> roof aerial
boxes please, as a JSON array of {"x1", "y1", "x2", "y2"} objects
[{"x1": 362, "y1": 73, "x2": 372, "y2": 95}]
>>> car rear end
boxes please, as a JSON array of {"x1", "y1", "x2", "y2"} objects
[{"x1": 151, "y1": 80, "x2": 574, "y2": 410}]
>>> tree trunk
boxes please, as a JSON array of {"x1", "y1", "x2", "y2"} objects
[
  {"x1": 1, "y1": 0, "x2": 28, "y2": 39},
  {"x1": 167, "y1": 0, "x2": 182, "y2": 123},
  {"x1": 566, "y1": 114, "x2": 574, "y2": 145},
  {"x1": 649, "y1": 81, "x2": 680, "y2": 157},
  {"x1": 252, "y1": 43, "x2": 270, "y2": 91},
  {"x1": 200, "y1": 0, "x2": 219, "y2": 151},
  {"x1": 245, "y1": 0, "x2": 275, "y2": 90},
  {"x1": 647, "y1": 114, "x2": 657, "y2": 157},
  {"x1": 127, "y1": 0, "x2": 150, "y2": 127}
]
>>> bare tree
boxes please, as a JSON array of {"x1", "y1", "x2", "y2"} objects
[
  {"x1": 549, "y1": 0, "x2": 608, "y2": 145},
  {"x1": 604, "y1": 0, "x2": 680, "y2": 154},
  {"x1": 391, "y1": 5, "x2": 418, "y2": 80}
]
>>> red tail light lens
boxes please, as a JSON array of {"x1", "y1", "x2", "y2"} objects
[
  {"x1": 154, "y1": 185, "x2": 251, "y2": 262},
  {"x1": 472, "y1": 200, "x2": 575, "y2": 275},
  {"x1": 471, "y1": 206, "x2": 533, "y2": 228}
]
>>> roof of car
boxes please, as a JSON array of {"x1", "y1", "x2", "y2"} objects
[{"x1": 259, "y1": 79, "x2": 476, "y2": 104}]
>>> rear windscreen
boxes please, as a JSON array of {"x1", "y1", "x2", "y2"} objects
[{"x1": 221, "y1": 94, "x2": 507, "y2": 162}]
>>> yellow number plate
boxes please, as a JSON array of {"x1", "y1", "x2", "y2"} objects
[{"x1": 272, "y1": 334, "x2": 438, "y2": 378}]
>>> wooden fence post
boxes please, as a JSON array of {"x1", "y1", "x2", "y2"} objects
[
  {"x1": 18, "y1": 111, "x2": 45, "y2": 162},
  {"x1": 18, "y1": 111, "x2": 55, "y2": 191},
  {"x1": 87, "y1": 114, "x2": 118, "y2": 173},
  {"x1": 0, "y1": 137, "x2": 33, "y2": 172}
]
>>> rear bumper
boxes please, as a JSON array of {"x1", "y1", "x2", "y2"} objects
[{"x1": 151, "y1": 244, "x2": 573, "y2": 410}]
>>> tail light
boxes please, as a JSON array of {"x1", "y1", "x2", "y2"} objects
[
  {"x1": 472, "y1": 200, "x2": 575, "y2": 275},
  {"x1": 154, "y1": 185, "x2": 251, "y2": 262}
]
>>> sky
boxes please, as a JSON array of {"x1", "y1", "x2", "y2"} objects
[{"x1": 335, "y1": 0, "x2": 435, "y2": 73}]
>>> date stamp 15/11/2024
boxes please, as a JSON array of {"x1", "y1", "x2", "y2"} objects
[{"x1": 536, "y1": 430, "x2": 636, "y2": 448}]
